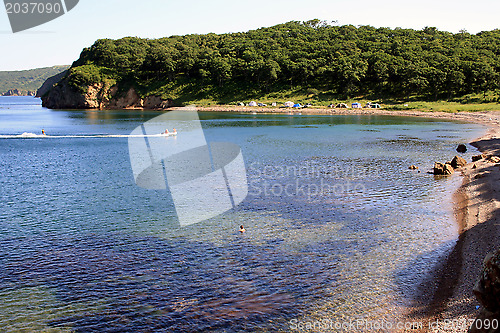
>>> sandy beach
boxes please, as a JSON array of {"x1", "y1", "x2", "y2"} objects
[
  {"x1": 195, "y1": 106, "x2": 500, "y2": 332},
  {"x1": 400, "y1": 111, "x2": 500, "y2": 333}
]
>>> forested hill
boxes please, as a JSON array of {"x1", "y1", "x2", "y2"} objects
[
  {"x1": 0, "y1": 65, "x2": 69, "y2": 96},
  {"x1": 56, "y1": 20, "x2": 500, "y2": 105}
]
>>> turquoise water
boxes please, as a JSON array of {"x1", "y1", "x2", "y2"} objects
[{"x1": 0, "y1": 97, "x2": 485, "y2": 332}]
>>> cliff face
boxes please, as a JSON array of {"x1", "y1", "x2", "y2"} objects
[
  {"x1": 2, "y1": 89, "x2": 36, "y2": 96},
  {"x1": 40, "y1": 76, "x2": 173, "y2": 110},
  {"x1": 36, "y1": 70, "x2": 68, "y2": 97}
]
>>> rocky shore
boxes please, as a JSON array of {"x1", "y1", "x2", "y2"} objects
[
  {"x1": 40, "y1": 79, "x2": 173, "y2": 110},
  {"x1": 1, "y1": 89, "x2": 35, "y2": 96},
  {"x1": 387, "y1": 110, "x2": 500, "y2": 333}
]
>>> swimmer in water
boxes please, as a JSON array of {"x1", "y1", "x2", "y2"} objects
[
  {"x1": 239, "y1": 225, "x2": 246, "y2": 233},
  {"x1": 41, "y1": 129, "x2": 46, "y2": 135}
]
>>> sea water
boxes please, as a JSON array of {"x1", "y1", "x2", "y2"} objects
[{"x1": 0, "y1": 96, "x2": 485, "y2": 332}]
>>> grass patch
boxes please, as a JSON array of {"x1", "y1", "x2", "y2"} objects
[{"x1": 386, "y1": 101, "x2": 500, "y2": 113}]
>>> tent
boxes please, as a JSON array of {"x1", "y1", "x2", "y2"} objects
[
  {"x1": 248, "y1": 101, "x2": 258, "y2": 107},
  {"x1": 352, "y1": 102, "x2": 362, "y2": 108},
  {"x1": 293, "y1": 103, "x2": 302, "y2": 108},
  {"x1": 284, "y1": 101, "x2": 294, "y2": 107}
]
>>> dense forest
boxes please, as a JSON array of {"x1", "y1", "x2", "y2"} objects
[
  {"x1": 0, "y1": 65, "x2": 69, "y2": 95},
  {"x1": 66, "y1": 20, "x2": 500, "y2": 104}
]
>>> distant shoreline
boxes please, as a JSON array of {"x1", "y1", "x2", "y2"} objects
[{"x1": 192, "y1": 105, "x2": 500, "y2": 123}]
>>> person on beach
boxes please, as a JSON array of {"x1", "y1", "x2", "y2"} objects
[
  {"x1": 164, "y1": 129, "x2": 170, "y2": 135},
  {"x1": 173, "y1": 128, "x2": 177, "y2": 134},
  {"x1": 41, "y1": 129, "x2": 46, "y2": 135},
  {"x1": 239, "y1": 225, "x2": 246, "y2": 233}
]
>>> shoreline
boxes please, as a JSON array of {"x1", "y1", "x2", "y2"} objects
[
  {"x1": 197, "y1": 106, "x2": 500, "y2": 332},
  {"x1": 191, "y1": 105, "x2": 499, "y2": 125},
  {"x1": 420, "y1": 114, "x2": 500, "y2": 332}
]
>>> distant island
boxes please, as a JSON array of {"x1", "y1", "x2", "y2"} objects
[
  {"x1": 0, "y1": 65, "x2": 69, "y2": 96},
  {"x1": 40, "y1": 20, "x2": 500, "y2": 110}
]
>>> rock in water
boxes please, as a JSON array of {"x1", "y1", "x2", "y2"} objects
[
  {"x1": 409, "y1": 165, "x2": 418, "y2": 170},
  {"x1": 473, "y1": 154, "x2": 486, "y2": 162},
  {"x1": 434, "y1": 162, "x2": 455, "y2": 175},
  {"x1": 470, "y1": 249, "x2": 500, "y2": 332},
  {"x1": 457, "y1": 144, "x2": 468, "y2": 153},
  {"x1": 451, "y1": 155, "x2": 467, "y2": 169},
  {"x1": 434, "y1": 162, "x2": 445, "y2": 175},
  {"x1": 444, "y1": 163, "x2": 454, "y2": 175}
]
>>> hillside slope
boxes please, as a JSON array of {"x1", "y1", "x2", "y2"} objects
[
  {"x1": 0, "y1": 65, "x2": 69, "y2": 96},
  {"x1": 41, "y1": 20, "x2": 500, "y2": 109}
]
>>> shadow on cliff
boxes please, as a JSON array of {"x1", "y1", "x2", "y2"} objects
[{"x1": 395, "y1": 137, "x2": 500, "y2": 324}]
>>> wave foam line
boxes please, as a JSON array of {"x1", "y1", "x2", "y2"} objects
[{"x1": 0, "y1": 133, "x2": 177, "y2": 139}]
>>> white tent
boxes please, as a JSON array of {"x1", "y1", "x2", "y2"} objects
[
  {"x1": 248, "y1": 101, "x2": 258, "y2": 107},
  {"x1": 284, "y1": 101, "x2": 294, "y2": 107}
]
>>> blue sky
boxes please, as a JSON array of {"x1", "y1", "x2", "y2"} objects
[{"x1": 1, "y1": 0, "x2": 499, "y2": 71}]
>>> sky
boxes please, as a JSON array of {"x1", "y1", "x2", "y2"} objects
[{"x1": 1, "y1": 0, "x2": 499, "y2": 71}]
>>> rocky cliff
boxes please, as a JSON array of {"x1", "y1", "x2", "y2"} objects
[
  {"x1": 36, "y1": 70, "x2": 68, "y2": 97},
  {"x1": 40, "y1": 76, "x2": 173, "y2": 110},
  {"x1": 2, "y1": 89, "x2": 36, "y2": 96}
]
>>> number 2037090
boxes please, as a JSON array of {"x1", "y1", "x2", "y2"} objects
[{"x1": 5, "y1": 2, "x2": 62, "y2": 14}]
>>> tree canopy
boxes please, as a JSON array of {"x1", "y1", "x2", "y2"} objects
[{"x1": 67, "y1": 21, "x2": 500, "y2": 103}]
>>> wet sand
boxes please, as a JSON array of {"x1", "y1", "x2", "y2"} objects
[{"x1": 194, "y1": 106, "x2": 500, "y2": 332}]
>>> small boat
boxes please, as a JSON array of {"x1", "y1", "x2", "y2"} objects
[{"x1": 160, "y1": 131, "x2": 177, "y2": 137}]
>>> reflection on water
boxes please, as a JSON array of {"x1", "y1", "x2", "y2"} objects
[{"x1": 0, "y1": 97, "x2": 486, "y2": 332}]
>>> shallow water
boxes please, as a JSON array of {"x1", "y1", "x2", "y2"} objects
[{"x1": 0, "y1": 97, "x2": 485, "y2": 332}]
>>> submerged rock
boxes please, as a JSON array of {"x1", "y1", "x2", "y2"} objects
[
  {"x1": 451, "y1": 155, "x2": 467, "y2": 169},
  {"x1": 470, "y1": 249, "x2": 500, "y2": 332},
  {"x1": 457, "y1": 144, "x2": 468, "y2": 153},
  {"x1": 434, "y1": 162, "x2": 454, "y2": 175}
]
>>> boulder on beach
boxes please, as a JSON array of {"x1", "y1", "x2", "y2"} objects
[
  {"x1": 470, "y1": 249, "x2": 500, "y2": 332},
  {"x1": 472, "y1": 154, "x2": 487, "y2": 162},
  {"x1": 489, "y1": 156, "x2": 500, "y2": 164},
  {"x1": 451, "y1": 155, "x2": 467, "y2": 169},
  {"x1": 456, "y1": 144, "x2": 468, "y2": 153},
  {"x1": 434, "y1": 162, "x2": 454, "y2": 175}
]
